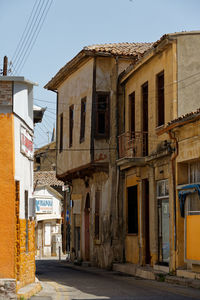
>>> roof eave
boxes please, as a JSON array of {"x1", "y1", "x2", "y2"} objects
[
  {"x1": 157, "y1": 112, "x2": 200, "y2": 136},
  {"x1": 44, "y1": 49, "x2": 138, "y2": 91},
  {"x1": 120, "y1": 37, "x2": 173, "y2": 85}
]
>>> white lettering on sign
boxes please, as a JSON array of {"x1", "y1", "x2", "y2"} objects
[
  {"x1": 20, "y1": 126, "x2": 33, "y2": 160},
  {"x1": 36, "y1": 199, "x2": 53, "y2": 214}
]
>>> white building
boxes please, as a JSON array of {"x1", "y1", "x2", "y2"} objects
[
  {"x1": 34, "y1": 171, "x2": 63, "y2": 257},
  {"x1": 0, "y1": 75, "x2": 39, "y2": 292}
]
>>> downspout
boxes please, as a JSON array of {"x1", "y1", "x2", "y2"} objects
[
  {"x1": 168, "y1": 129, "x2": 178, "y2": 271},
  {"x1": 115, "y1": 56, "x2": 119, "y2": 223}
]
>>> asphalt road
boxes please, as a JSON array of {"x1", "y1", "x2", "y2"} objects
[{"x1": 31, "y1": 260, "x2": 200, "y2": 300}]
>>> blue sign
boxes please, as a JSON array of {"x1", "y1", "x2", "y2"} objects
[
  {"x1": 66, "y1": 210, "x2": 69, "y2": 221},
  {"x1": 36, "y1": 199, "x2": 53, "y2": 214}
]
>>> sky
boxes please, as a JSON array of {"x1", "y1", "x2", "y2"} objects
[{"x1": 1, "y1": 0, "x2": 200, "y2": 148}]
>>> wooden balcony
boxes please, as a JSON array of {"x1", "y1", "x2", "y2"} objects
[{"x1": 118, "y1": 131, "x2": 148, "y2": 162}]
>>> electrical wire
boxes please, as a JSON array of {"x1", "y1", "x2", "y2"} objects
[
  {"x1": 11, "y1": 0, "x2": 44, "y2": 74},
  {"x1": 11, "y1": 0, "x2": 40, "y2": 68},
  {"x1": 11, "y1": 0, "x2": 53, "y2": 75},
  {"x1": 18, "y1": 0, "x2": 53, "y2": 74}
]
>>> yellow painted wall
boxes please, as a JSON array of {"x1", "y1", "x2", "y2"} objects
[
  {"x1": 175, "y1": 119, "x2": 200, "y2": 267},
  {"x1": 124, "y1": 42, "x2": 177, "y2": 155},
  {"x1": 0, "y1": 113, "x2": 15, "y2": 278}
]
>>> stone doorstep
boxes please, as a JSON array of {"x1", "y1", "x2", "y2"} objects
[
  {"x1": 165, "y1": 275, "x2": 200, "y2": 289},
  {"x1": 113, "y1": 263, "x2": 155, "y2": 280},
  {"x1": 176, "y1": 269, "x2": 200, "y2": 280},
  {"x1": 113, "y1": 263, "x2": 200, "y2": 289},
  {"x1": 17, "y1": 279, "x2": 42, "y2": 300},
  {"x1": 82, "y1": 261, "x2": 92, "y2": 267},
  {"x1": 153, "y1": 264, "x2": 169, "y2": 273}
]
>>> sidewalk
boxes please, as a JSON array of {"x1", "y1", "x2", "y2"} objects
[
  {"x1": 113, "y1": 263, "x2": 200, "y2": 289},
  {"x1": 61, "y1": 260, "x2": 200, "y2": 290},
  {"x1": 17, "y1": 259, "x2": 200, "y2": 299},
  {"x1": 17, "y1": 278, "x2": 41, "y2": 300}
]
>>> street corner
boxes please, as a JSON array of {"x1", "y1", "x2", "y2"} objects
[{"x1": 17, "y1": 279, "x2": 42, "y2": 300}]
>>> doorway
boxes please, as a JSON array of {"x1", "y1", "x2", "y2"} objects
[
  {"x1": 85, "y1": 193, "x2": 90, "y2": 261},
  {"x1": 157, "y1": 180, "x2": 169, "y2": 264},
  {"x1": 143, "y1": 179, "x2": 150, "y2": 264}
]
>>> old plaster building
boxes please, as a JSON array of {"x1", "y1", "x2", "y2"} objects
[
  {"x1": 45, "y1": 43, "x2": 152, "y2": 267},
  {"x1": 0, "y1": 75, "x2": 37, "y2": 295},
  {"x1": 34, "y1": 140, "x2": 56, "y2": 171},
  {"x1": 158, "y1": 109, "x2": 200, "y2": 276},
  {"x1": 34, "y1": 171, "x2": 63, "y2": 258},
  {"x1": 117, "y1": 31, "x2": 200, "y2": 273}
]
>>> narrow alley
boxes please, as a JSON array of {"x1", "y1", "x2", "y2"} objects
[{"x1": 30, "y1": 260, "x2": 200, "y2": 300}]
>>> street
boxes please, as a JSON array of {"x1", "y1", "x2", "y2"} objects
[{"x1": 30, "y1": 260, "x2": 200, "y2": 300}]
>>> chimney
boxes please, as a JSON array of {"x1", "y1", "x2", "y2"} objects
[{"x1": 3, "y1": 56, "x2": 8, "y2": 76}]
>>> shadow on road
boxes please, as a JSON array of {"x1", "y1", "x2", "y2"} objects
[{"x1": 35, "y1": 259, "x2": 200, "y2": 300}]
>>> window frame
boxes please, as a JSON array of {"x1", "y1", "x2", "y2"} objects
[
  {"x1": 156, "y1": 71, "x2": 165, "y2": 127},
  {"x1": 59, "y1": 113, "x2": 63, "y2": 153},
  {"x1": 80, "y1": 97, "x2": 86, "y2": 143},
  {"x1": 95, "y1": 92, "x2": 110, "y2": 139},
  {"x1": 129, "y1": 92, "x2": 135, "y2": 133},
  {"x1": 127, "y1": 185, "x2": 138, "y2": 235},
  {"x1": 94, "y1": 190, "x2": 100, "y2": 240},
  {"x1": 69, "y1": 105, "x2": 74, "y2": 148}
]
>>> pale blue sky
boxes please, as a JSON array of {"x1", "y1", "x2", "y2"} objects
[{"x1": 1, "y1": 0, "x2": 200, "y2": 147}]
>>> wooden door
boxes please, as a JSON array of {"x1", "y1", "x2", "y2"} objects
[
  {"x1": 85, "y1": 193, "x2": 90, "y2": 261},
  {"x1": 143, "y1": 179, "x2": 150, "y2": 264}
]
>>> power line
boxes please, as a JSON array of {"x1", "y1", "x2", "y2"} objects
[
  {"x1": 18, "y1": 0, "x2": 53, "y2": 74},
  {"x1": 11, "y1": 0, "x2": 44, "y2": 74},
  {"x1": 11, "y1": 0, "x2": 53, "y2": 75},
  {"x1": 11, "y1": 1, "x2": 41, "y2": 66}
]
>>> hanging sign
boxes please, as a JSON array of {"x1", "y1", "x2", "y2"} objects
[{"x1": 20, "y1": 126, "x2": 33, "y2": 160}]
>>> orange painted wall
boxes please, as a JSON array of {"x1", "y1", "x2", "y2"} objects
[
  {"x1": 186, "y1": 215, "x2": 200, "y2": 261},
  {"x1": 0, "y1": 113, "x2": 15, "y2": 278}
]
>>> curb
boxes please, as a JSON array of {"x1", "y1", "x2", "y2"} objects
[{"x1": 17, "y1": 281, "x2": 42, "y2": 299}]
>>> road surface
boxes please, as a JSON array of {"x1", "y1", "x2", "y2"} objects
[{"x1": 31, "y1": 259, "x2": 200, "y2": 300}]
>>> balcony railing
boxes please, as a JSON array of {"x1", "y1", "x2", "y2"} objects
[{"x1": 118, "y1": 131, "x2": 148, "y2": 159}]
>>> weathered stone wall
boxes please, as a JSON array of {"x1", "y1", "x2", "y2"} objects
[
  {"x1": 0, "y1": 279, "x2": 16, "y2": 300},
  {"x1": 177, "y1": 34, "x2": 200, "y2": 116},
  {"x1": 0, "y1": 81, "x2": 12, "y2": 105},
  {"x1": 17, "y1": 220, "x2": 35, "y2": 290}
]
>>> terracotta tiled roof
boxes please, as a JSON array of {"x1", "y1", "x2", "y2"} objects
[
  {"x1": 84, "y1": 42, "x2": 153, "y2": 57},
  {"x1": 167, "y1": 108, "x2": 200, "y2": 126},
  {"x1": 44, "y1": 42, "x2": 153, "y2": 90},
  {"x1": 34, "y1": 171, "x2": 64, "y2": 187}
]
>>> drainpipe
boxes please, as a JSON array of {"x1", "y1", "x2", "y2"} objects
[
  {"x1": 168, "y1": 130, "x2": 178, "y2": 271},
  {"x1": 115, "y1": 56, "x2": 119, "y2": 222}
]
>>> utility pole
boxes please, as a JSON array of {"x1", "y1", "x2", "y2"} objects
[{"x1": 3, "y1": 56, "x2": 8, "y2": 76}]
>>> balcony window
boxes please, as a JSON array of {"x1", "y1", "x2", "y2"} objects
[
  {"x1": 95, "y1": 92, "x2": 109, "y2": 139},
  {"x1": 69, "y1": 105, "x2": 74, "y2": 148},
  {"x1": 80, "y1": 97, "x2": 86, "y2": 143},
  {"x1": 157, "y1": 71, "x2": 165, "y2": 127},
  {"x1": 129, "y1": 92, "x2": 135, "y2": 133},
  {"x1": 59, "y1": 113, "x2": 63, "y2": 152}
]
